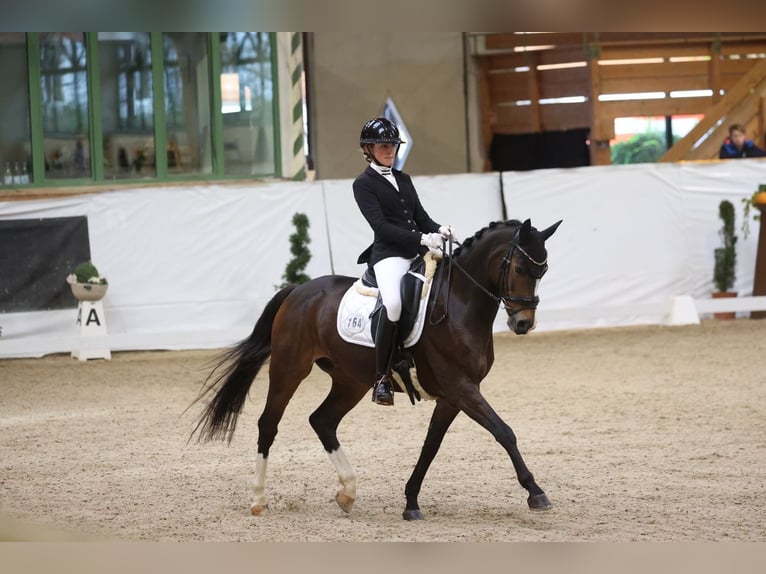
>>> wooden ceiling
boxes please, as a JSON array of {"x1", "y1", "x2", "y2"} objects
[{"x1": 474, "y1": 33, "x2": 766, "y2": 165}]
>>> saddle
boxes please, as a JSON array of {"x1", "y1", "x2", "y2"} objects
[
  {"x1": 336, "y1": 252, "x2": 441, "y2": 404},
  {"x1": 363, "y1": 256, "x2": 427, "y2": 346}
]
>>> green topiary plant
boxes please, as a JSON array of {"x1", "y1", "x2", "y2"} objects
[
  {"x1": 713, "y1": 200, "x2": 737, "y2": 293},
  {"x1": 71, "y1": 261, "x2": 108, "y2": 285},
  {"x1": 280, "y1": 212, "x2": 311, "y2": 288}
]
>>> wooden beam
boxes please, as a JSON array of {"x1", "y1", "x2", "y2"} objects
[
  {"x1": 485, "y1": 33, "x2": 766, "y2": 51},
  {"x1": 683, "y1": 101, "x2": 761, "y2": 160},
  {"x1": 599, "y1": 98, "x2": 712, "y2": 122},
  {"x1": 759, "y1": 96, "x2": 766, "y2": 148},
  {"x1": 598, "y1": 60, "x2": 709, "y2": 79},
  {"x1": 494, "y1": 105, "x2": 533, "y2": 134},
  {"x1": 485, "y1": 33, "x2": 585, "y2": 51},
  {"x1": 599, "y1": 44, "x2": 710, "y2": 61},
  {"x1": 660, "y1": 58, "x2": 766, "y2": 162},
  {"x1": 709, "y1": 44, "x2": 722, "y2": 105},
  {"x1": 721, "y1": 58, "x2": 766, "y2": 75},
  {"x1": 484, "y1": 47, "x2": 588, "y2": 71},
  {"x1": 589, "y1": 57, "x2": 611, "y2": 165},
  {"x1": 600, "y1": 76, "x2": 709, "y2": 95},
  {"x1": 720, "y1": 41, "x2": 766, "y2": 56},
  {"x1": 478, "y1": 58, "x2": 494, "y2": 171},
  {"x1": 540, "y1": 103, "x2": 590, "y2": 131},
  {"x1": 527, "y1": 52, "x2": 541, "y2": 132},
  {"x1": 538, "y1": 67, "x2": 589, "y2": 99},
  {"x1": 488, "y1": 73, "x2": 530, "y2": 104}
]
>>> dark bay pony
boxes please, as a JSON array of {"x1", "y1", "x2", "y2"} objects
[{"x1": 191, "y1": 218, "x2": 562, "y2": 520}]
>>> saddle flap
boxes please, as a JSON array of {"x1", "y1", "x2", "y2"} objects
[{"x1": 336, "y1": 252, "x2": 440, "y2": 351}]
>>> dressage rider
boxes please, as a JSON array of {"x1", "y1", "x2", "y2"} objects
[{"x1": 353, "y1": 117, "x2": 454, "y2": 406}]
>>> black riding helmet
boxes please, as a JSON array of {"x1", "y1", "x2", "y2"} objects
[
  {"x1": 359, "y1": 117, "x2": 405, "y2": 146},
  {"x1": 359, "y1": 117, "x2": 405, "y2": 164}
]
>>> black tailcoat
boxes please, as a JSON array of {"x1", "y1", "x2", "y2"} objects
[{"x1": 353, "y1": 165, "x2": 440, "y2": 266}]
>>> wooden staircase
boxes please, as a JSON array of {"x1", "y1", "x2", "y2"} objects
[{"x1": 660, "y1": 58, "x2": 766, "y2": 162}]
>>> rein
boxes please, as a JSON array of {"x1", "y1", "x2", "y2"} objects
[{"x1": 428, "y1": 230, "x2": 547, "y2": 325}]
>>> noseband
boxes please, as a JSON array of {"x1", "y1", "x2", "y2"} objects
[{"x1": 430, "y1": 229, "x2": 547, "y2": 324}]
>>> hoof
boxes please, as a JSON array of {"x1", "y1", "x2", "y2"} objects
[
  {"x1": 335, "y1": 492, "x2": 355, "y2": 514},
  {"x1": 402, "y1": 508, "x2": 425, "y2": 521},
  {"x1": 528, "y1": 493, "x2": 552, "y2": 511},
  {"x1": 250, "y1": 503, "x2": 269, "y2": 516}
]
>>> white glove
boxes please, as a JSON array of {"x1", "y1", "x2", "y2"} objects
[
  {"x1": 438, "y1": 225, "x2": 455, "y2": 240},
  {"x1": 420, "y1": 232, "x2": 443, "y2": 249}
]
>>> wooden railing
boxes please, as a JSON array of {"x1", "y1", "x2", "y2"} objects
[{"x1": 659, "y1": 58, "x2": 766, "y2": 162}]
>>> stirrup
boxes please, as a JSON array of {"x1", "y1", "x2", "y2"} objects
[{"x1": 372, "y1": 376, "x2": 394, "y2": 406}]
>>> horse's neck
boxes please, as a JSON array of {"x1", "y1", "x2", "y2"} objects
[{"x1": 445, "y1": 243, "x2": 504, "y2": 324}]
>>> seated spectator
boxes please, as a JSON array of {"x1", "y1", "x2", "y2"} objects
[{"x1": 719, "y1": 124, "x2": 766, "y2": 159}]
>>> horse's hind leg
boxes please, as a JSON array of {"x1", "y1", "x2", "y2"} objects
[
  {"x1": 308, "y1": 375, "x2": 367, "y2": 513},
  {"x1": 250, "y1": 358, "x2": 313, "y2": 516}
]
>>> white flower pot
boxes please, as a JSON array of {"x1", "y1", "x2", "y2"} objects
[{"x1": 70, "y1": 282, "x2": 108, "y2": 302}]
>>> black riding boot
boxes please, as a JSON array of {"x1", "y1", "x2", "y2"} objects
[{"x1": 372, "y1": 308, "x2": 398, "y2": 406}]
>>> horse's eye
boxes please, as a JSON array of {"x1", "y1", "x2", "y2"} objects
[{"x1": 514, "y1": 265, "x2": 525, "y2": 276}]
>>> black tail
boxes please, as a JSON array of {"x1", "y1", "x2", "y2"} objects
[{"x1": 189, "y1": 285, "x2": 297, "y2": 443}]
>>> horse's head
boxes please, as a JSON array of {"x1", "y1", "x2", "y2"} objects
[{"x1": 495, "y1": 218, "x2": 561, "y2": 334}]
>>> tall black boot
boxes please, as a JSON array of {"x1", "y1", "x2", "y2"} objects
[{"x1": 372, "y1": 307, "x2": 398, "y2": 406}]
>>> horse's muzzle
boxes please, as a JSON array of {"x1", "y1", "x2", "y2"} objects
[{"x1": 509, "y1": 315, "x2": 536, "y2": 335}]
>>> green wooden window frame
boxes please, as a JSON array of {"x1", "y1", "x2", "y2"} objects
[{"x1": 17, "y1": 31, "x2": 281, "y2": 188}]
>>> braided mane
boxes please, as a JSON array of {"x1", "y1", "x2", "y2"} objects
[{"x1": 453, "y1": 219, "x2": 522, "y2": 258}]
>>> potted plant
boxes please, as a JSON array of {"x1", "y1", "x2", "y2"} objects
[
  {"x1": 712, "y1": 200, "x2": 737, "y2": 319},
  {"x1": 740, "y1": 184, "x2": 766, "y2": 239},
  {"x1": 66, "y1": 261, "x2": 109, "y2": 302},
  {"x1": 279, "y1": 212, "x2": 312, "y2": 289}
]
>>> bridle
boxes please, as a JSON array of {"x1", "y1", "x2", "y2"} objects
[{"x1": 429, "y1": 228, "x2": 548, "y2": 324}]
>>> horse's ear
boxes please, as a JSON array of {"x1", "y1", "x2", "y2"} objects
[
  {"x1": 519, "y1": 218, "x2": 532, "y2": 237},
  {"x1": 540, "y1": 220, "x2": 563, "y2": 241}
]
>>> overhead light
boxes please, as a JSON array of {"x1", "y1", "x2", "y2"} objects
[
  {"x1": 668, "y1": 56, "x2": 711, "y2": 62},
  {"x1": 539, "y1": 96, "x2": 587, "y2": 105},
  {"x1": 599, "y1": 92, "x2": 666, "y2": 101},
  {"x1": 514, "y1": 45, "x2": 555, "y2": 52},
  {"x1": 669, "y1": 89, "x2": 713, "y2": 98},
  {"x1": 598, "y1": 58, "x2": 664, "y2": 66},
  {"x1": 537, "y1": 61, "x2": 587, "y2": 71}
]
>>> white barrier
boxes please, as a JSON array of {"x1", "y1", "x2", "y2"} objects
[
  {"x1": 529, "y1": 295, "x2": 766, "y2": 331},
  {"x1": 693, "y1": 295, "x2": 766, "y2": 315},
  {"x1": 1, "y1": 160, "x2": 765, "y2": 358}
]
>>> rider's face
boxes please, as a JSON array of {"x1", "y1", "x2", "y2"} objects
[{"x1": 371, "y1": 143, "x2": 396, "y2": 167}]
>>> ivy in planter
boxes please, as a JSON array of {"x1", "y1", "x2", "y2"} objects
[{"x1": 740, "y1": 184, "x2": 766, "y2": 239}]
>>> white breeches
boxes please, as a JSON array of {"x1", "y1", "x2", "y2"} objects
[{"x1": 372, "y1": 256, "x2": 412, "y2": 322}]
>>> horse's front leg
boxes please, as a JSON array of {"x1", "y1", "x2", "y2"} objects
[
  {"x1": 456, "y1": 386, "x2": 552, "y2": 511},
  {"x1": 403, "y1": 399, "x2": 460, "y2": 520}
]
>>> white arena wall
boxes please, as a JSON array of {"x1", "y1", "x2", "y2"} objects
[{"x1": 0, "y1": 160, "x2": 764, "y2": 358}]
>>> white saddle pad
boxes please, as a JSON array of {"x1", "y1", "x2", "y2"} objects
[{"x1": 336, "y1": 252, "x2": 440, "y2": 349}]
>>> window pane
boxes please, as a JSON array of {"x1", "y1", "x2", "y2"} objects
[
  {"x1": 610, "y1": 116, "x2": 667, "y2": 164},
  {"x1": 40, "y1": 32, "x2": 92, "y2": 179},
  {"x1": 98, "y1": 32, "x2": 155, "y2": 180},
  {"x1": 163, "y1": 33, "x2": 212, "y2": 175},
  {"x1": 0, "y1": 33, "x2": 32, "y2": 186},
  {"x1": 671, "y1": 114, "x2": 702, "y2": 140},
  {"x1": 220, "y1": 32, "x2": 275, "y2": 176}
]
